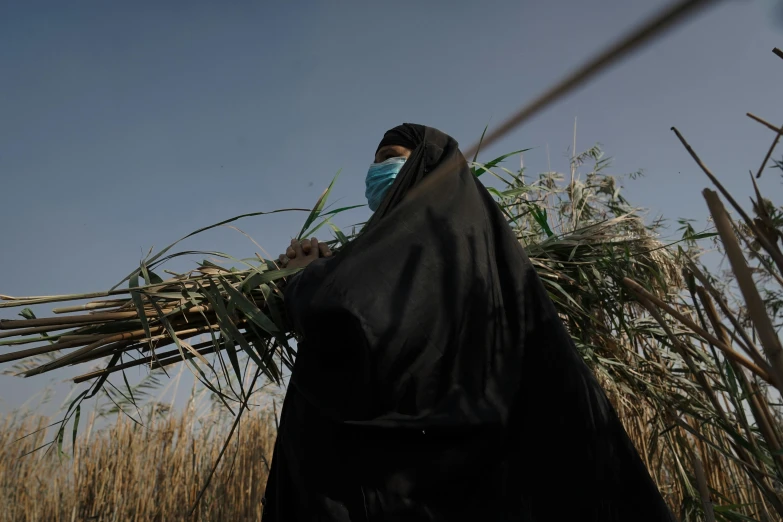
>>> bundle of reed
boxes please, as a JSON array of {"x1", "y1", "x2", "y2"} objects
[
  {"x1": 0, "y1": 155, "x2": 679, "y2": 390},
  {"x1": 0, "y1": 146, "x2": 687, "y2": 428},
  {"x1": 1, "y1": 262, "x2": 293, "y2": 383}
]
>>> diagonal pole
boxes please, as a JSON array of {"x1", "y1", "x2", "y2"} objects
[{"x1": 464, "y1": 0, "x2": 724, "y2": 159}]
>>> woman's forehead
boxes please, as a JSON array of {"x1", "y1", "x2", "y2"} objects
[{"x1": 375, "y1": 144, "x2": 411, "y2": 156}]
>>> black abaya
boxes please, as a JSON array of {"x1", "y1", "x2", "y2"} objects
[{"x1": 262, "y1": 124, "x2": 675, "y2": 521}]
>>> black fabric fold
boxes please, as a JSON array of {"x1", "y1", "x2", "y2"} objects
[{"x1": 262, "y1": 124, "x2": 675, "y2": 521}]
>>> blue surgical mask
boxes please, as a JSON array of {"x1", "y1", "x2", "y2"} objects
[{"x1": 365, "y1": 157, "x2": 406, "y2": 212}]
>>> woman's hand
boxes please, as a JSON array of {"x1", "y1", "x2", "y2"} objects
[{"x1": 278, "y1": 238, "x2": 332, "y2": 270}]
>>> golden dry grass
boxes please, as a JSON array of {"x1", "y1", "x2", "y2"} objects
[{"x1": 0, "y1": 404, "x2": 277, "y2": 522}]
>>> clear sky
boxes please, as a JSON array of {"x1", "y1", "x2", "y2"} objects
[{"x1": 1, "y1": 0, "x2": 782, "y2": 414}]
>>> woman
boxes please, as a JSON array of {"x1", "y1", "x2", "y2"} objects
[{"x1": 263, "y1": 124, "x2": 675, "y2": 521}]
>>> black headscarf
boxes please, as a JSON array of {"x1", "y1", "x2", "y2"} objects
[
  {"x1": 375, "y1": 124, "x2": 421, "y2": 153},
  {"x1": 262, "y1": 124, "x2": 675, "y2": 521}
]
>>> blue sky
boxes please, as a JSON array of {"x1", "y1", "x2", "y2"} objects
[{"x1": 1, "y1": 0, "x2": 782, "y2": 414}]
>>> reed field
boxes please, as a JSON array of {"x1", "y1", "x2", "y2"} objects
[{"x1": 0, "y1": 401, "x2": 277, "y2": 522}]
